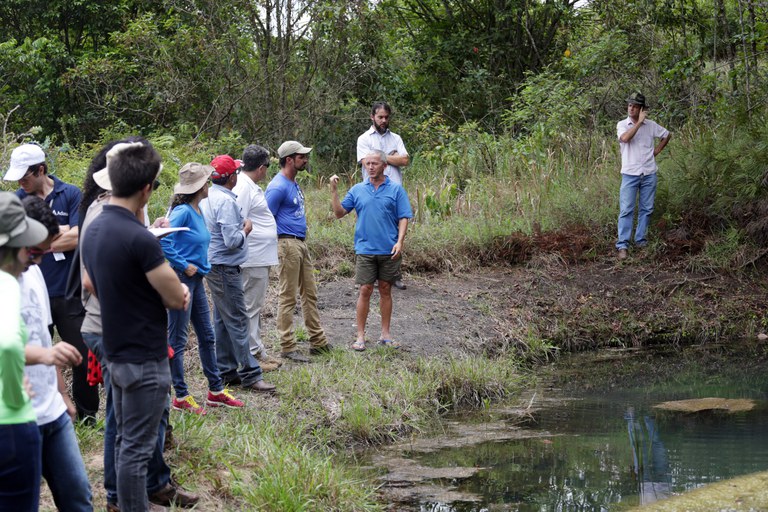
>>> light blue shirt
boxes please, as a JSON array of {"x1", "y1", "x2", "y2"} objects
[
  {"x1": 160, "y1": 203, "x2": 212, "y2": 274},
  {"x1": 201, "y1": 184, "x2": 248, "y2": 266},
  {"x1": 340, "y1": 177, "x2": 413, "y2": 255}
]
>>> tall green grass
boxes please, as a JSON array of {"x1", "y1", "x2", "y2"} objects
[{"x1": 6, "y1": 110, "x2": 768, "y2": 274}]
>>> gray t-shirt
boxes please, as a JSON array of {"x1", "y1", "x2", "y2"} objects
[{"x1": 79, "y1": 195, "x2": 108, "y2": 334}]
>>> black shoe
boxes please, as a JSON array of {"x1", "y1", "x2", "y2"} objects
[
  {"x1": 222, "y1": 374, "x2": 242, "y2": 386},
  {"x1": 309, "y1": 343, "x2": 334, "y2": 356},
  {"x1": 280, "y1": 351, "x2": 310, "y2": 363},
  {"x1": 149, "y1": 480, "x2": 200, "y2": 508},
  {"x1": 394, "y1": 279, "x2": 407, "y2": 290}
]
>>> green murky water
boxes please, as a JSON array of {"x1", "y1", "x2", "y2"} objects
[{"x1": 402, "y1": 353, "x2": 768, "y2": 511}]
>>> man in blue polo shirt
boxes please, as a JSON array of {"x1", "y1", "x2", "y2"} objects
[
  {"x1": 4, "y1": 143, "x2": 98, "y2": 422},
  {"x1": 265, "y1": 140, "x2": 332, "y2": 363},
  {"x1": 266, "y1": 141, "x2": 332, "y2": 363},
  {"x1": 330, "y1": 150, "x2": 412, "y2": 351}
]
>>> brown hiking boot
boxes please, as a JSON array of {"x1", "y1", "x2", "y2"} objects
[
  {"x1": 617, "y1": 248, "x2": 628, "y2": 260},
  {"x1": 257, "y1": 353, "x2": 283, "y2": 372},
  {"x1": 148, "y1": 481, "x2": 199, "y2": 508}
]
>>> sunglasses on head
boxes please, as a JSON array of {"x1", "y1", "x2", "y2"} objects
[{"x1": 152, "y1": 179, "x2": 161, "y2": 190}]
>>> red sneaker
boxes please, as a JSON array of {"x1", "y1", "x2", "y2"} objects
[
  {"x1": 206, "y1": 388, "x2": 245, "y2": 408},
  {"x1": 172, "y1": 395, "x2": 206, "y2": 415}
]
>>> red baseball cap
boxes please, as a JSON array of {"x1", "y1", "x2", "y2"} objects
[{"x1": 210, "y1": 155, "x2": 240, "y2": 179}]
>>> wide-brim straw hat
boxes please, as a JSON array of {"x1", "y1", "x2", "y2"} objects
[{"x1": 174, "y1": 162, "x2": 214, "y2": 194}]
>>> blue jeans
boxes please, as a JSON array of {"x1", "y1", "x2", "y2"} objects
[
  {"x1": 168, "y1": 272, "x2": 224, "y2": 397},
  {"x1": 205, "y1": 265, "x2": 263, "y2": 386},
  {"x1": 0, "y1": 422, "x2": 41, "y2": 512},
  {"x1": 39, "y1": 412, "x2": 92, "y2": 511},
  {"x1": 111, "y1": 359, "x2": 171, "y2": 512},
  {"x1": 617, "y1": 173, "x2": 658, "y2": 250},
  {"x1": 82, "y1": 333, "x2": 170, "y2": 506}
]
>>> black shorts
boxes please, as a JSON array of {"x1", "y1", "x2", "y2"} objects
[{"x1": 355, "y1": 254, "x2": 401, "y2": 285}]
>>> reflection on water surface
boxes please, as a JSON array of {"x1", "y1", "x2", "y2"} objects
[{"x1": 395, "y1": 362, "x2": 768, "y2": 511}]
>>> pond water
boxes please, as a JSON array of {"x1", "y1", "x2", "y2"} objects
[{"x1": 382, "y1": 352, "x2": 768, "y2": 511}]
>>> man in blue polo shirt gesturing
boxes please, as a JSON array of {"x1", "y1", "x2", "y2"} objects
[{"x1": 330, "y1": 150, "x2": 412, "y2": 352}]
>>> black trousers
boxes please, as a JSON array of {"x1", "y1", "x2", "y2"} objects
[{"x1": 49, "y1": 296, "x2": 99, "y2": 420}]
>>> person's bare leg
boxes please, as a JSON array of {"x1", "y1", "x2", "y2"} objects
[
  {"x1": 356, "y1": 284, "x2": 374, "y2": 344},
  {"x1": 378, "y1": 280, "x2": 393, "y2": 340}
]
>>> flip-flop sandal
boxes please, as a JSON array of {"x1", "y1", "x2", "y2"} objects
[
  {"x1": 377, "y1": 339, "x2": 401, "y2": 349},
  {"x1": 351, "y1": 340, "x2": 366, "y2": 351}
]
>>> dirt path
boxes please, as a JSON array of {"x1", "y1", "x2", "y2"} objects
[{"x1": 262, "y1": 254, "x2": 768, "y2": 359}]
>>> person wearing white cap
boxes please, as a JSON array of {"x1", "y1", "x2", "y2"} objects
[
  {"x1": 0, "y1": 191, "x2": 49, "y2": 511},
  {"x1": 4, "y1": 143, "x2": 99, "y2": 422},
  {"x1": 265, "y1": 141, "x2": 332, "y2": 363}
]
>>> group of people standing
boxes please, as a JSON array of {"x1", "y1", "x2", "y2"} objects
[{"x1": 0, "y1": 101, "x2": 415, "y2": 511}]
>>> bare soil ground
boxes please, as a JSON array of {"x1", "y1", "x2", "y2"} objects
[{"x1": 268, "y1": 252, "x2": 768, "y2": 360}]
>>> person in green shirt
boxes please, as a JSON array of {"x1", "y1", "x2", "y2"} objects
[{"x1": 0, "y1": 191, "x2": 49, "y2": 512}]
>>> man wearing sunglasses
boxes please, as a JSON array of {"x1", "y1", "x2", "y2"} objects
[
  {"x1": 4, "y1": 143, "x2": 99, "y2": 424},
  {"x1": 233, "y1": 145, "x2": 282, "y2": 372}
]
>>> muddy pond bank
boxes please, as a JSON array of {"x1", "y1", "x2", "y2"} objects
[{"x1": 308, "y1": 254, "x2": 768, "y2": 358}]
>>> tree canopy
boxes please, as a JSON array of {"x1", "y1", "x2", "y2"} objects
[{"x1": 1, "y1": 0, "x2": 767, "y2": 165}]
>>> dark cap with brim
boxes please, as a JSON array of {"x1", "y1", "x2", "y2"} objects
[{"x1": 626, "y1": 92, "x2": 647, "y2": 107}]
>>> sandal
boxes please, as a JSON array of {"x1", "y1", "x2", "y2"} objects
[
  {"x1": 351, "y1": 340, "x2": 366, "y2": 351},
  {"x1": 377, "y1": 339, "x2": 401, "y2": 349}
]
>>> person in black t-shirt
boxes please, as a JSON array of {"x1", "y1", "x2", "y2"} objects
[{"x1": 81, "y1": 141, "x2": 190, "y2": 512}]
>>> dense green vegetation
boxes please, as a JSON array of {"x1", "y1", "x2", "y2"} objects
[{"x1": 3, "y1": 0, "x2": 768, "y2": 268}]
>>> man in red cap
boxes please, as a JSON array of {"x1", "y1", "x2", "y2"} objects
[{"x1": 200, "y1": 155, "x2": 276, "y2": 393}]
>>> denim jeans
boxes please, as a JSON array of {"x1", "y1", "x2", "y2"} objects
[
  {"x1": 0, "y1": 422, "x2": 41, "y2": 512},
  {"x1": 39, "y1": 412, "x2": 92, "y2": 512},
  {"x1": 242, "y1": 266, "x2": 270, "y2": 357},
  {"x1": 110, "y1": 359, "x2": 171, "y2": 512},
  {"x1": 205, "y1": 265, "x2": 263, "y2": 386},
  {"x1": 617, "y1": 172, "x2": 658, "y2": 250},
  {"x1": 168, "y1": 272, "x2": 224, "y2": 396},
  {"x1": 82, "y1": 333, "x2": 171, "y2": 505}
]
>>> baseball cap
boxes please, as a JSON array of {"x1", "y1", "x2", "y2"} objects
[
  {"x1": 4, "y1": 144, "x2": 46, "y2": 181},
  {"x1": 174, "y1": 162, "x2": 213, "y2": 194},
  {"x1": 210, "y1": 155, "x2": 240, "y2": 179},
  {"x1": 0, "y1": 192, "x2": 48, "y2": 248},
  {"x1": 93, "y1": 142, "x2": 148, "y2": 191},
  {"x1": 277, "y1": 141, "x2": 312, "y2": 158},
  {"x1": 93, "y1": 141, "x2": 163, "y2": 192}
]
